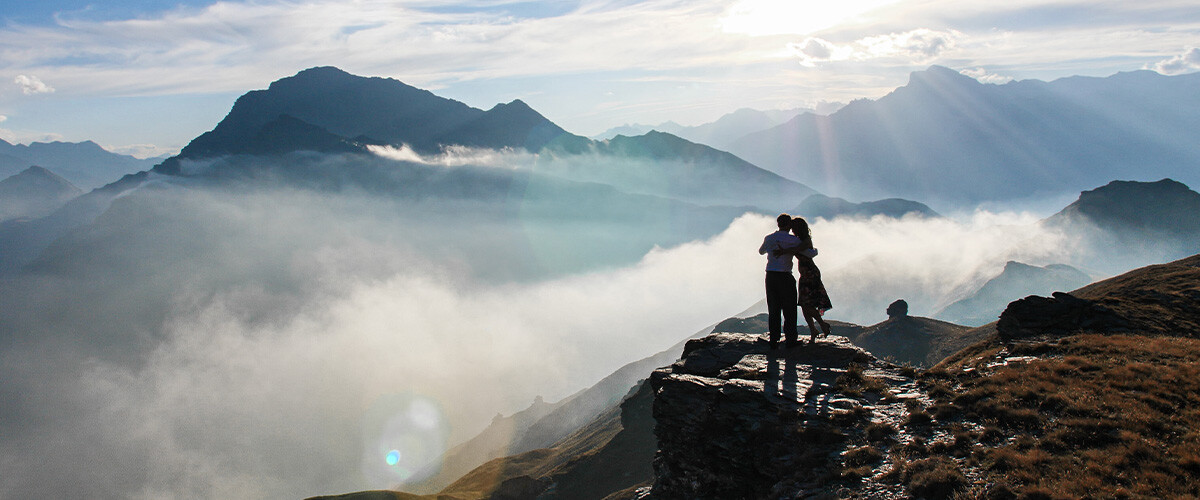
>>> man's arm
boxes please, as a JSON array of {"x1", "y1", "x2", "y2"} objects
[{"x1": 772, "y1": 245, "x2": 818, "y2": 258}]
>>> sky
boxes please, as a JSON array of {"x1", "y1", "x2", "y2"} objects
[{"x1": 1, "y1": 0, "x2": 1198, "y2": 158}]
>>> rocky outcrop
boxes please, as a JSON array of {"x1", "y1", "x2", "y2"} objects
[
  {"x1": 647, "y1": 333, "x2": 926, "y2": 499},
  {"x1": 996, "y1": 291, "x2": 1131, "y2": 340}
]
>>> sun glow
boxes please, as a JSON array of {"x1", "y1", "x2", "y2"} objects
[{"x1": 721, "y1": 0, "x2": 900, "y2": 36}]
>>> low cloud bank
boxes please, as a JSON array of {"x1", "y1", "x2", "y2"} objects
[
  {"x1": 0, "y1": 174, "x2": 1146, "y2": 499},
  {"x1": 0, "y1": 183, "x2": 763, "y2": 499}
]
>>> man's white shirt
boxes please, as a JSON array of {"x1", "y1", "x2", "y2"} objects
[{"x1": 759, "y1": 230, "x2": 818, "y2": 272}]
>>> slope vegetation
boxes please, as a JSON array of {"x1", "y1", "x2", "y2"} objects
[{"x1": 913, "y1": 253, "x2": 1200, "y2": 498}]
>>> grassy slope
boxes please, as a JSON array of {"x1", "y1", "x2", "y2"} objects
[{"x1": 906, "y1": 254, "x2": 1200, "y2": 498}]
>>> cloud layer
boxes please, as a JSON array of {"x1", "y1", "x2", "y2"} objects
[
  {"x1": 789, "y1": 28, "x2": 963, "y2": 66},
  {"x1": 1, "y1": 0, "x2": 1199, "y2": 148}
]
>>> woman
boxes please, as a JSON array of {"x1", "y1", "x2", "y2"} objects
[{"x1": 791, "y1": 217, "x2": 832, "y2": 343}]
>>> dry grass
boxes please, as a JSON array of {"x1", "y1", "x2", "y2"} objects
[
  {"x1": 833, "y1": 363, "x2": 889, "y2": 397},
  {"x1": 902, "y1": 457, "x2": 968, "y2": 499},
  {"x1": 922, "y1": 333, "x2": 1200, "y2": 498}
]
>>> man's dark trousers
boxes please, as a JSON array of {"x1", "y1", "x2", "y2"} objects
[{"x1": 765, "y1": 271, "x2": 798, "y2": 346}]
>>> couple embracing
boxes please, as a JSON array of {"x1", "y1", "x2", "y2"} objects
[{"x1": 758, "y1": 213, "x2": 833, "y2": 349}]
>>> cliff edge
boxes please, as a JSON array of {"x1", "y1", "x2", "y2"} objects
[{"x1": 648, "y1": 334, "x2": 929, "y2": 499}]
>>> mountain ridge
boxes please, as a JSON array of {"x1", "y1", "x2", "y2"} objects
[
  {"x1": 0, "y1": 138, "x2": 158, "y2": 190},
  {"x1": 729, "y1": 65, "x2": 1200, "y2": 205}
]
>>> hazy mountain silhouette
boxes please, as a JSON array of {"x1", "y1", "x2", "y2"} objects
[
  {"x1": 0, "y1": 139, "x2": 157, "y2": 190},
  {"x1": 592, "y1": 106, "x2": 832, "y2": 150},
  {"x1": 729, "y1": 66, "x2": 1200, "y2": 205},
  {"x1": 0, "y1": 166, "x2": 83, "y2": 221},
  {"x1": 0, "y1": 171, "x2": 147, "y2": 276},
  {"x1": 565, "y1": 130, "x2": 814, "y2": 211},
  {"x1": 165, "y1": 66, "x2": 580, "y2": 170},
  {"x1": 1042, "y1": 178, "x2": 1200, "y2": 270},
  {"x1": 1046, "y1": 178, "x2": 1200, "y2": 239},
  {"x1": 435, "y1": 99, "x2": 585, "y2": 152},
  {"x1": 937, "y1": 261, "x2": 1092, "y2": 327},
  {"x1": 153, "y1": 67, "x2": 806, "y2": 211},
  {"x1": 791, "y1": 193, "x2": 939, "y2": 220}
]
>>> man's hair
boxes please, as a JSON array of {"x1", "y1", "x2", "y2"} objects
[{"x1": 776, "y1": 213, "x2": 792, "y2": 229}]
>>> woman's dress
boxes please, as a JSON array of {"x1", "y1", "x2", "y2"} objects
[{"x1": 796, "y1": 256, "x2": 832, "y2": 313}]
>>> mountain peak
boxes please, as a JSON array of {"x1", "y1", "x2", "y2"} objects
[
  {"x1": 907, "y1": 65, "x2": 979, "y2": 87},
  {"x1": 4, "y1": 165, "x2": 74, "y2": 187},
  {"x1": 271, "y1": 66, "x2": 358, "y2": 88},
  {"x1": 435, "y1": 98, "x2": 571, "y2": 152},
  {"x1": 1052, "y1": 178, "x2": 1200, "y2": 235},
  {"x1": 495, "y1": 98, "x2": 531, "y2": 110},
  {"x1": 0, "y1": 165, "x2": 83, "y2": 219}
]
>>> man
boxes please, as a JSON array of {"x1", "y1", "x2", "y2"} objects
[{"x1": 758, "y1": 214, "x2": 817, "y2": 349}]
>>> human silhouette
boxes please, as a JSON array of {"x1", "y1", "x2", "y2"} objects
[
  {"x1": 759, "y1": 214, "x2": 816, "y2": 349},
  {"x1": 790, "y1": 217, "x2": 833, "y2": 343}
]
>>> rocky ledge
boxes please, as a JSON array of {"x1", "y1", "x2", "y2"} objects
[{"x1": 646, "y1": 333, "x2": 933, "y2": 499}]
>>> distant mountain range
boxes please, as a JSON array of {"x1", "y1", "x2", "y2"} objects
[
  {"x1": 0, "y1": 139, "x2": 159, "y2": 190},
  {"x1": 936, "y1": 261, "x2": 1092, "y2": 327},
  {"x1": 592, "y1": 105, "x2": 843, "y2": 151},
  {"x1": 729, "y1": 66, "x2": 1200, "y2": 206},
  {"x1": 0, "y1": 166, "x2": 82, "y2": 221},
  {"x1": 791, "y1": 193, "x2": 939, "y2": 220},
  {"x1": 154, "y1": 66, "x2": 813, "y2": 212}
]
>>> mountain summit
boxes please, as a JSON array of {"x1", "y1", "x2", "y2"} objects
[{"x1": 166, "y1": 66, "x2": 582, "y2": 168}]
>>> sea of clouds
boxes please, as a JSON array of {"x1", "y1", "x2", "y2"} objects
[{"x1": 0, "y1": 150, "x2": 1150, "y2": 499}]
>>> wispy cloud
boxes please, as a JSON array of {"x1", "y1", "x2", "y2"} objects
[
  {"x1": 3, "y1": 0, "x2": 1197, "y2": 98},
  {"x1": 14, "y1": 74, "x2": 55, "y2": 94},
  {"x1": 789, "y1": 29, "x2": 964, "y2": 66},
  {"x1": 959, "y1": 66, "x2": 1014, "y2": 84},
  {"x1": 105, "y1": 142, "x2": 177, "y2": 159},
  {"x1": 0, "y1": 126, "x2": 64, "y2": 144},
  {"x1": 1151, "y1": 47, "x2": 1200, "y2": 75}
]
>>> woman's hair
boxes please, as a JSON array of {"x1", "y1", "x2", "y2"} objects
[{"x1": 791, "y1": 217, "x2": 813, "y2": 246}]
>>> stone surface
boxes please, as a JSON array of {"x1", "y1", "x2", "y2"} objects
[{"x1": 647, "y1": 333, "x2": 919, "y2": 499}]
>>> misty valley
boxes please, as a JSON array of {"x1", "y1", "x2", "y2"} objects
[{"x1": 2, "y1": 66, "x2": 1200, "y2": 499}]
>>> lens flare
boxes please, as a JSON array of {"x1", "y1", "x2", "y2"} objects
[{"x1": 362, "y1": 393, "x2": 450, "y2": 486}]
